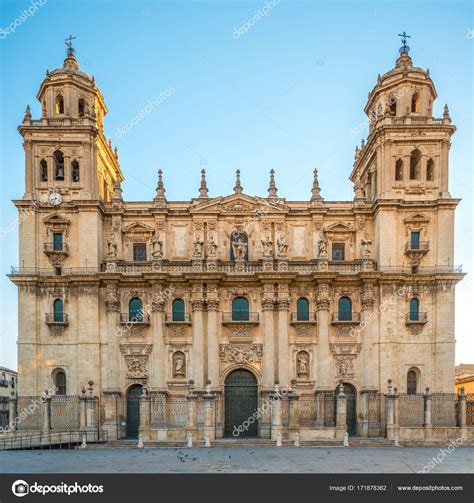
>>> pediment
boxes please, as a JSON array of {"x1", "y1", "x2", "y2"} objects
[
  {"x1": 43, "y1": 214, "x2": 71, "y2": 226},
  {"x1": 324, "y1": 222, "x2": 354, "y2": 233},
  {"x1": 404, "y1": 213, "x2": 430, "y2": 225},
  {"x1": 191, "y1": 194, "x2": 288, "y2": 215},
  {"x1": 122, "y1": 222, "x2": 155, "y2": 234}
]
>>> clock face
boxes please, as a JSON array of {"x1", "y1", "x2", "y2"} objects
[{"x1": 48, "y1": 192, "x2": 63, "y2": 206}]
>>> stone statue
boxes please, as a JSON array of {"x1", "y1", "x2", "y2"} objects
[
  {"x1": 361, "y1": 234, "x2": 372, "y2": 259},
  {"x1": 261, "y1": 234, "x2": 273, "y2": 257},
  {"x1": 317, "y1": 232, "x2": 328, "y2": 258},
  {"x1": 107, "y1": 232, "x2": 117, "y2": 258},
  {"x1": 297, "y1": 353, "x2": 308, "y2": 377},
  {"x1": 277, "y1": 233, "x2": 288, "y2": 256},
  {"x1": 207, "y1": 234, "x2": 217, "y2": 257},
  {"x1": 232, "y1": 238, "x2": 247, "y2": 260},
  {"x1": 173, "y1": 353, "x2": 185, "y2": 378},
  {"x1": 152, "y1": 233, "x2": 163, "y2": 259},
  {"x1": 193, "y1": 234, "x2": 204, "y2": 257}
]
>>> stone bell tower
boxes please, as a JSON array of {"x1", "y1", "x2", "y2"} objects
[
  {"x1": 19, "y1": 38, "x2": 122, "y2": 202},
  {"x1": 350, "y1": 34, "x2": 458, "y2": 271}
]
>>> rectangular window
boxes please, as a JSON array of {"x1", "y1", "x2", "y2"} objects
[
  {"x1": 410, "y1": 231, "x2": 420, "y2": 250},
  {"x1": 53, "y1": 233, "x2": 63, "y2": 251},
  {"x1": 332, "y1": 243, "x2": 345, "y2": 261},
  {"x1": 133, "y1": 243, "x2": 147, "y2": 262}
]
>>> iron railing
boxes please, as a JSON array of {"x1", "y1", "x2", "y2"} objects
[
  {"x1": 290, "y1": 312, "x2": 317, "y2": 323},
  {"x1": 45, "y1": 313, "x2": 68, "y2": 324},
  {"x1": 405, "y1": 241, "x2": 430, "y2": 253},
  {"x1": 406, "y1": 312, "x2": 428, "y2": 324},
  {"x1": 331, "y1": 312, "x2": 361, "y2": 323},
  {"x1": 222, "y1": 312, "x2": 259, "y2": 323},
  {"x1": 0, "y1": 430, "x2": 107, "y2": 451},
  {"x1": 44, "y1": 242, "x2": 69, "y2": 253},
  {"x1": 119, "y1": 312, "x2": 150, "y2": 324},
  {"x1": 164, "y1": 313, "x2": 192, "y2": 323}
]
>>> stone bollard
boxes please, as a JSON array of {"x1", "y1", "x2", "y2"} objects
[
  {"x1": 187, "y1": 433, "x2": 193, "y2": 448},
  {"x1": 79, "y1": 434, "x2": 87, "y2": 449},
  {"x1": 276, "y1": 432, "x2": 282, "y2": 447},
  {"x1": 343, "y1": 432, "x2": 349, "y2": 447},
  {"x1": 294, "y1": 432, "x2": 300, "y2": 447},
  {"x1": 204, "y1": 433, "x2": 211, "y2": 447},
  {"x1": 394, "y1": 432, "x2": 400, "y2": 447},
  {"x1": 137, "y1": 433, "x2": 144, "y2": 448}
]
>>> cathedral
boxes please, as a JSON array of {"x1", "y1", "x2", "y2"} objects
[{"x1": 9, "y1": 39, "x2": 464, "y2": 441}]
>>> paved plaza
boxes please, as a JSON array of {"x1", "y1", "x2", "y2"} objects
[{"x1": 0, "y1": 447, "x2": 472, "y2": 474}]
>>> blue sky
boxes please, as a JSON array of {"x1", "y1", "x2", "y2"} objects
[{"x1": 0, "y1": 0, "x2": 472, "y2": 370}]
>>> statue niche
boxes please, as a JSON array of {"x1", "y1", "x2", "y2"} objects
[
  {"x1": 172, "y1": 351, "x2": 186, "y2": 379},
  {"x1": 230, "y1": 230, "x2": 248, "y2": 261}
]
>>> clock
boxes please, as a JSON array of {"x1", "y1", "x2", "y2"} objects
[{"x1": 48, "y1": 191, "x2": 63, "y2": 206}]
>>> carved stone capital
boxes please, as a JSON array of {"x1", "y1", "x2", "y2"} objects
[
  {"x1": 261, "y1": 298, "x2": 275, "y2": 311},
  {"x1": 206, "y1": 298, "x2": 220, "y2": 311},
  {"x1": 316, "y1": 298, "x2": 330, "y2": 311},
  {"x1": 191, "y1": 298, "x2": 205, "y2": 311}
]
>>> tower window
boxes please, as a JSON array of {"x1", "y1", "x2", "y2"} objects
[
  {"x1": 53, "y1": 369, "x2": 66, "y2": 395},
  {"x1": 133, "y1": 243, "x2": 147, "y2": 262},
  {"x1": 71, "y1": 160, "x2": 80, "y2": 182},
  {"x1": 395, "y1": 159, "x2": 403, "y2": 181},
  {"x1": 53, "y1": 298, "x2": 64, "y2": 322},
  {"x1": 410, "y1": 231, "x2": 420, "y2": 250},
  {"x1": 40, "y1": 159, "x2": 48, "y2": 182},
  {"x1": 409, "y1": 149, "x2": 421, "y2": 180},
  {"x1": 332, "y1": 243, "x2": 345, "y2": 261},
  {"x1": 338, "y1": 297, "x2": 352, "y2": 321},
  {"x1": 296, "y1": 297, "x2": 310, "y2": 321},
  {"x1": 129, "y1": 297, "x2": 143, "y2": 322},
  {"x1": 53, "y1": 233, "x2": 63, "y2": 251},
  {"x1": 407, "y1": 368, "x2": 419, "y2": 394},
  {"x1": 409, "y1": 298, "x2": 420, "y2": 321},
  {"x1": 78, "y1": 99, "x2": 85, "y2": 117},
  {"x1": 53, "y1": 150, "x2": 65, "y2": 181},
  {"x1": 172, "y1": 299, "x2": 185, "y2": 322},
  {"x1": 55, "y1": 94, "x2": 64, "y2": 114},
  {"x1": 426, "y1": 159, "x2": 434, "y2": 181},
  {"x1": 411, "y1": 93, "x2": 420, "y2": 113},
  {"x1": 389, "y1": 98, "x2": 397, "y2": 116}
]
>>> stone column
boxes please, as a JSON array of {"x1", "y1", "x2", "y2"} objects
[
  {"x1": 423, "y1": 387, "x2": 432, "y2": 440},
  {"x1": 191, "y1": 284, "x2": 205, "y2": 388},
  {"x1": 262, "y1": 292, "x2": 275, "y2": 388},
  {"x1": 206, "y1": 292, "x2": 220, "y2": 388},
  {"x1": 186, "y1": 391, "x2": 197, "y2": 440},
  {"x1": 150, "y1": 292, "x2": 166, "y2": 390},
  {"x1": 24, "y1": 139, "x2": 34, "y2": 198},
  {"x1": 458, "y1": 387, "x2": 467, "y2": 438},
  {"x1": 85, "y1": 381, "x2": 97, "y2": 432},
  {"x1": 139, "y1": 390, "x2": 151, "y2": 441},
  {"x1": 385, "y1": 379, "x2": 395, "y2": 440},
  {"x1": 335, "y1": 382, "x2": 347, "y2": 440},
  {"x1": 361, "y1": 282, "x2": 376, "y2": 391},
  {"x1": 104, "y1": 284, "x2": 121, "y2": 391},
  {"x1": 277, "y1": 284, "x2": 290, "y2": 386},
  {"x1": 79, "y1": 391, "x2": 87, "y2": 430},
  {"x1": 316, "y1": 284, "x2": 331, "y2": 390},
  {"x1": 271, "y1": 385, "x2": 282, "y2": 440},
  {"x1": 359, "y1": 391, "x2": 368, "y2": 438},
  {"x1": 42, "y1": 392, "x2": 51, "y2": 433},
  {"x1": 203, "y1": 391, "x2": 216, "y2": 441},
  {"x1": 288, "y1": 392, "x2": 300, "y2": 440}
]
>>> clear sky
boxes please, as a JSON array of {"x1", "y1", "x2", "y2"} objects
[{"x1": 0, "y1": 0, "x2": 472, "y2": 371}]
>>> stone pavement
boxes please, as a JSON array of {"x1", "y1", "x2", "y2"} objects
[{"x1": 0, "y1": 447, "x2": 473, "y2": 473}]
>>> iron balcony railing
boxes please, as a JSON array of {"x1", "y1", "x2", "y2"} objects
[
  {"x1": 45, "y1": 313, "x2": 68, "y2": 324},
  {"x1": 44, "y1": 242, "x2": 69, "y2": 253},
  {"x1": 165, "y1": 313, "x2": 192, "y2": 324},
  {"x1": 119, "y1": 312, "x2": 150, "y2": 324},
  {"x1": 405, "y1": 241, "x2": 430, "y2": 253},
  {"x1": 406, "y1": 312, "x2": 428, "y2": 324},
  {"x1": 331, "y1": 312, "x2": 361, "y2": 323},
  {"x1": 222, "y1": 312, "x2": 259, "y2": 323},
  {"x1": 290, "y1": 312, "x2": 317, "y2": 323}
]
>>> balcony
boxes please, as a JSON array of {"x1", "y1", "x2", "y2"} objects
[
  {"x1": 405, "y1": 241, "x2": 429, "y2": 254},
  {"x1": 165, "y1": 313, "x2": 192, "y2": 324},
  {"x1": 406, "y1": 312, "x2": 428, "y2": 325},
  {"x1": 44, "y1": 242, "x2": 69, "y2": 254},
  {"x1": 331, "y1": 312, "x2": 361, "y2": 324},
  {"x1": 119, "y1": 312, "x2": 150, "y2": 325},
  {"x1": 45, "y1": 313, "x2": 68, "y2": 325},
  {"x1": 222, "y1": 312, "x2": 259, "y2": 324},
  {"x1": 290, "y1": 312, "x2": 317, "y2": 324}
]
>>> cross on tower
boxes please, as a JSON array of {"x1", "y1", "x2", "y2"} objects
[
  {"x1": 65, "y1": 34, "x2": 76, "y2": 56},
  {"x1": 397, "y1": 31, "x2": 411, "y2": 54}
]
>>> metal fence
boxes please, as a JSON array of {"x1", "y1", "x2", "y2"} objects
[
  {"x1": 366, "y1": 392, "x2": 386, "y2": 437},
  {"x1": 150, "y1": 393, "x2": 167, "y2": 429},
  {"x1": 166, "y1": 395, "x2": 187, "y2": 431},
  {"x1": 431, "y1": 393, "x2": 458, "y2": 427},
  {"x1": 16, "y1": 396, "x2": 43, "y2": 430},
  {"x1": 0, "y1": 398, "x2": 9, "y2": 428},
  {"x1": 299, "y1": 393, "x2": 318, "y2": 427},
  {"x1": 50, "y1": 395, "x2": 81, "y2": 431},
  {"x1": 398, "y1": 393, "x2": 424, "y2": 427},
  {"x1": 466, "y1": 394, "x2": 474, "y2": 426}
]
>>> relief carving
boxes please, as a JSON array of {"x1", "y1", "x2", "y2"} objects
[{"x1": 219, "y1": 344, "x2": 263, "y2": 364}]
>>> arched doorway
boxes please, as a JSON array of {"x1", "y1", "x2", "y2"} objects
[
  {"x1": 224, "y1": 369, "x2": 258, "y2": 437},
  {"x1": 335, "y1": 383, "x2": 357, "y2": 436},
  {"x1": 126, "y1": 384, "x2": 142, "y2": 438}
]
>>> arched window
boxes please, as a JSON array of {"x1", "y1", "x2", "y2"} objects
[
  {"x1": 172, "y1": 299, "x2": 185, "y2": 322},
  {"x1": 409, "y1": 298, "x2": 420, "y2": 321},
  {"x1": 129, "y1": 297, "x2": 143, "y2": 322},
  {"x1": 53, "y1": 369, "x2": 66, "y2": 395},
  {"x1": 426, "y1": 158, "x2": 434, "y2": 181},
  {"x1": 407, "y1": 369, "x2": 418, "y2": 394},
  {"x1": 395, "y1": 159, "x2": 403, "y2": 181},
  {"x1": 338, "y1": 297, "x2": 352, "y2": 321},
  {"x1": 232, "y1": 297, "x2": 249, "y2": 321},
  {"x1": 411, "y1": 93, "x2": 420, "y2": 113},
  {"x1": 53, "y1": 150, "x2": 65, "y2": 181},
  {"x1": 40, "y1": 159, "x2": 48, "y2": 181},
  {"x1": 55, "y1": 94, "x2": 64, "y2": 114},
  {"x1": 53, "y1": 299, "x2": 64, "y2": 322},
  {"x1": 296, "y1": 297, "x2": 310, "y2": 321},
  {"x1": 389, "y1": 97, "x2": 397, "y2": 116},
  {"x1": 78, "y1": 98, "x2": 85, "y2": 117},
  {"x1": 410, "y1": 149, "x2": 421, "y2": 180},
  {"x1": 71, "y1": 160, "x2": 80, "y2": 182}
]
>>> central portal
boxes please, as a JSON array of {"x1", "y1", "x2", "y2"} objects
[{"x1": 224, "y1": 369, "x2": 258, "y2": 437}]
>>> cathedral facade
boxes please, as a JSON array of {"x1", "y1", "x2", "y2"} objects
[{"x1": 10, "y1": 44, "x2": 464, "y2": 439}]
